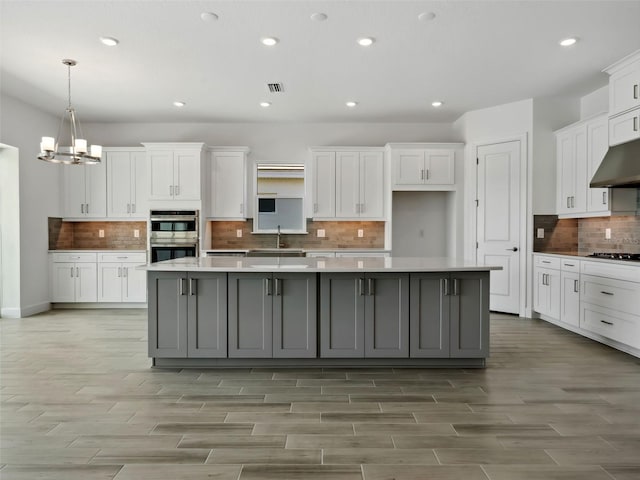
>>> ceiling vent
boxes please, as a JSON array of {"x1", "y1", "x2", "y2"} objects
[{"x1": 267, "y1": 83, "x2": 284, "y2": 93}]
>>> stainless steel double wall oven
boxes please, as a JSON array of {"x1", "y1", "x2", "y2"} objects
[{"x1": 149, "y1": 210, "x2": 198, "y2": 263}]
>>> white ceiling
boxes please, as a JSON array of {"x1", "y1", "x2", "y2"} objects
[{"x1": 2, "y1": 0, "x2": 640, "y2": 123}]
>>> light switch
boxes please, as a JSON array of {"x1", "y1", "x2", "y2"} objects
[
  {"x1": 605, "y1": 228, "x2": 611, "y2": 239},
  {"x1": 98, "y1": 229, "x2": 105, "y2": 238},
  {"x1": 537, "y1": 228, "x2": 544, "y2": 239},
  {"x1": 133, "y1": 229, "x2": 140, "y2": 238},
  {"x1": 236, "y1": 229, "x2": 243, "y2": 238},
  {"x1": 317, "y1": 229, "x2": 325, "y2": 238},
  {"x1": 357, "y1": 229, "x2": 364, "y2": 238}
]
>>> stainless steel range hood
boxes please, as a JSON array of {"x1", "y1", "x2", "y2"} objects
[{"x1": 590, "y1": 138, "x2": 640, "y2": 188}]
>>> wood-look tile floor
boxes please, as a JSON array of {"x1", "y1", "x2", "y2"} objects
[{"x1": 1, "y1": 309, "x2": 640, "y2": 479}]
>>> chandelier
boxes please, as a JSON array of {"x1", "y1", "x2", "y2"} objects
[{"x1": 38, "y1": 59, "x2": 102, "y2": 165}]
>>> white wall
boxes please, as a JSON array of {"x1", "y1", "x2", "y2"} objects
[
  {"x1": 580, "y1": 85, "x2": 608, "y2": 119},
  {"x1": 0, "y1": 145, "x2": 21, "y2": 316},
  {"x1": 0, "y1": 94, "x2": 61, "y2": 316}
]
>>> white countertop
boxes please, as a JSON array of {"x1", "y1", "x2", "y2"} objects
[
  {"x1": 49, "y1": 249, "x2": 146, "y2": 253},
  {"x1": 141, "y1": 256, "x2": 502, "y2": 273},
  {"x1": 534, "y1": 252, "x2": 640, "y2": 267}
]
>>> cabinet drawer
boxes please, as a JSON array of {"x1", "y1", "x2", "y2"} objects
[
  {"x1": 560, "y1": 259, "x2": 580, "y2": 272},
  {"x1": 581, "y1": 260, "x2": 640, "y2": 283},
  {"x1": 581, "y1": 303, "x2": 640, "y2": 350},
  {"x1": 99, "y1": 252, "x2": 147, "y2": 263},
  {"x1": 582, "y1": 274, "x2": 640, "y2": 316},
  {"x1": 609, "y1": 108, "x2": 640, "y2": 147},
  {"x1": 51, "y1": 252, "x2": 97, "y2": 263},
  {"x1": 534, "y1": 255, "x2": 560, "y2": 270}
]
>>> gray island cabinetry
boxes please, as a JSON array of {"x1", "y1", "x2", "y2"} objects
[{"x1": 144, "y1": 256, "x2": 499, "y2": 368}]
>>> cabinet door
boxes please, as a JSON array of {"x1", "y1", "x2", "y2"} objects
[
  {"x1": 586, "y1": 117, "x2": 610, "y2": 213},
  {"x1": 424, "y1": 149, "x2": 454, "y2": 185},
  {"x1": 547, "y1": 269, "x2": 561, "y2": 320},
  {"x1": 359, "y1": 151, "x2": 384, "y2": 219},
  {"x1": 560, "y1": 271, "x2": 580, "y2": 328},
  {"x1": 148, "y1": 150, "x2": 175, "y2": 200},
  {"x1": 273, "y1": 273, "x2": 317, "y2": 358},
  {"x1": 174, "y1": 150, "x2": 201, "y2": 200},
  {"x1": 51, "y1": 262, "x2": 76, "y2": 302},
  {"x1": 609, "y1": 61, "x2": 640, "y2": 116},
  {"x1": 130, "y1": 151, "x2": 147, "y2": 217},
  {"x1": 556, "y1": 131, "x2": 574, "y2": 215},
  {"x1": 450, "y1": 272, "x2": 489, "y2": 358},
  {"x1": 312, "y1": 151, "x2": 336, "y2": 218},
  {"x1": 187, "y1": 273, "x2": 227, "y2": 358},
  {"x1": 335, "y1": 151, "x2": 361, "y2": 217},
  {"x1": 533, "y1": 267, "x2": 550, "y2": 316},
  {"x1": 75, "y1": 262, "x2": 97, "y2": 302},
  {"x1": 320, "y1": 273, "x2": 365, "y2": 357},
  {"x1": 84, "y1": 161, "x2": 107, "y2": 218},
  {"x1": 106, "y1": 151, "x2": 133, "y2": 217},
  {"x1": 409, "y1": 273, "x2": 450, "y2": 358},
  {"x1": 122, "y1": 263, "x2": 147, "y2": 303},
  {"x1": 63, "y1": 165, "x2": 87, "y2": 217},
  {"x1": 228, "y1": 273, "x2": 273, "y2": 358},
  {"x1": 572, "y1": 125, "x2": 588, "y2": 213},
  {"x1": 211, "y1": 152, "x2": 245, "y2": 218},
  {"x1": 394, "y1": 150, "x2": 424, "y2": 185},
  {"x1": 365, "y1": 273, "x2": 409, "y2": 357},
  {"x1": 148, "y1": 272, "x2": 188, "y2": 358},
  {"x1": 97, "y1": 263, "x2": 123, "y2": 302},
  {"x1": 609, "y1": 109, "x2": 640, "y2": 147}
]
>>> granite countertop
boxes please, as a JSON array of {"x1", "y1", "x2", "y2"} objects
[
  {"x1": 534, "y1": 251, "x2": 640, "y2": 267},
  {"x1": 49, "y1": 249, "x2": 147, "y2": 253},
  {"x1": 140, "y1": 256, "x2": 502, "y2": 273},
  {"x1": 202, "y1": 248, "x2": 391, "y2": 253}
]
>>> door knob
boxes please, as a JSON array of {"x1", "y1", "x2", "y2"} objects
[{"x1": 506, "y1": 247, "x2": 518, "y2": 252}]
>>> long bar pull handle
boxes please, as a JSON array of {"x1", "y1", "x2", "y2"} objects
[
  {"x1": 132, "y1": 203, "x2": 136, "y2": 214},
  {"x1": 175, "y1": 185, "x2": 180, "y2": 196},
  {"x1": 178, "y1": 278, "x2": 186, "y2": 296},
  {"x1": 169, "y1": 185, "x2": 174, "y2": 196},
  {"x1": 453, "y1": 278, "x2": 460, "y2": 296},
  {"x1": 368, "y1": 278, "x2": 375, "y2": 296},
  {"x1": 127, "y1": 204, "x2": 131, "y2": 214},
  {"x1": 275, "y1": 278, "x2": 281, "y2": 296},
  {"x1": 240, "y1": 203, "x2": 243, "y2": 214},
  {"x1": 117, "y1": 267, "x2": 121, "y2": 277},
  {"x1": 600, "y1": 320, "x2": 613, "y2": 326},
  {"x1": 358, "y1": 278, "x2": 365, "y2": 296},
  {"x1": 634, "y1": 83, "x2": 638, "y2": 100},
  {"x1": 566, "y1": 197, "x2": 570, "y2": 208},
  {"x1": 76, "y1": 267, "x2": 79, "y2": 277},
  {"x1": 443, "y1": 278, "x2": 450, "y2": 296},
  {"x1": 189, "y1": 278, "x2": 197, "y2": 296},
  {"x1": 70, "y1": 267, "x2": 74, "y2": 277},
  {"x1": 86, "y1": 204, "x2": 89, "y2": 214},
  {"x1": 425, "y1": 169, "x2": 429, "y2": 180},
  {"x1": 600, "y1": 291, "x2": 614, "y2": 296},
  {"x1": 420, "y1": 169, "x2": 424, "y2": 180},
  {"x1": 265, "y1": 278, "x2": 273, "y2": 296},
  {"x1": 542, "y1": 260, "x2": 551, "y2": 264},
  {"x1": 602, "y1": 191, "x2": 607, "y2": 205},
  {"x1": 123, "y1": 267, "x2": 128, "y2": 278},
  {"x1": 574, "y1": 279, "x2": 579, "y2": 293},
  {"x1": 81, "y1": 204, "x2": 84, "y2": 214},
  {"x1": 634, "y1": 116, "x2": 638, "y2": 132},
  {"x1": 571, "y1": 196, "x2": 575, "y2": 208}
]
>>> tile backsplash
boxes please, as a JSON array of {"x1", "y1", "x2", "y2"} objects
[
  {"x1": 49, "y1": 218, "x2": 147, "y2": 250},
  {"x1": 208, "y1": 220, "x2": 385, "y2": 249}
]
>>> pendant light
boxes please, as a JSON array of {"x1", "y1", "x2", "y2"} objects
[{"x1": 38, "y1": 59, "x2": 102, "y2": 165}]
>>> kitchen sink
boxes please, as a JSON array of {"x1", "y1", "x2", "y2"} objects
[{"x1": 246, "y1": 249, "x2": 306, "y2": 257}]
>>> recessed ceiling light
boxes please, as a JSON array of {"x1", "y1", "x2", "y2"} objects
[
  {"x1": 260, "y1": 102, "x2": 271, "y2": 108},
  {"x1": 261, "y1": 37, "x2": 279, "y2": 46},
  {"x1": 173, "y1": 101, "x2": 185, "y2": 107},
  {"x1": 346, "y1": 101, "x2": 358, "y2": 108},
  {"x1": 200, "y1": 12, "x2": 219, "y2": 22},
  {"x1": 559, "y1": 37, "x2": 578, "y2": 47},
  {"x1": 431, "y1": 101, "x2": 443, "y2": 107},
  {"x1": 310, "y1": 12, "x2": 328, "y2": 22},
  {"x1": 418, "y1": 12, "x2": 436, "y2": 22},
  {"x1": 357, "y1": 37, "x2": 375, "y2": 47},
  {"x1": 99, "y1": 36, "x2": 119, "y2": 47}
]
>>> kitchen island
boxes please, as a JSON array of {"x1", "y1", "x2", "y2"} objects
[{"x1": 143, "y1": 256, "x2": 501, "y2": 368}]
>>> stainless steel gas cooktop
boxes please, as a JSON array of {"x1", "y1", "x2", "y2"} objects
[{"x1": 587, "y1": 252, "x2": 640, "y2": 261}]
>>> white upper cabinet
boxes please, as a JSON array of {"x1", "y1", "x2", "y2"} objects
[
  {"x1": 555, "y1": 114, "x2": 636, "y2": 218},
  {"x1": 208, "y1": 148, "x2": 250, "y2": 219},
  {"x1": 63, "y1": 162, "x2": 107, "y2": 218},
  {"x1": 311, "y1": 150, "x2": 336, "y2": 218},
  {"x1": 388, "y1": 144, "x2": 459, "y2": 191},
  {"x1": 144, "y1": 143, "x2": 204, "y2": 201},
  {"x1": 335, "y1": 150, "x2": 384, "y2": 219},
  {"x1": 106, "y1": 148, "x2": 147, "y2": 218},
  {"x1": 605, "y1": 50, "x2": 640, "y2": 146}
]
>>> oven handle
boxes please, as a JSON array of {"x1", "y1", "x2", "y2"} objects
[
  {"x1": 150, "y1": 216, "x2": 198, "y2": 221},
  {"x1": 150, "y1": 243, "x2": 198, "y2": 248}
]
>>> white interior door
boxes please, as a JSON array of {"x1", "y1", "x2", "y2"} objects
[{"x1": 477, "y1": 141, "x2": 521, "y2": 314}]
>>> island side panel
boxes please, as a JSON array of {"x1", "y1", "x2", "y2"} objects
[
  {"x1": 450, "y1": 271, "x2": 490, "y2": 358},
  {"x1": 148, "y1": 271, "x2": 188, "y2": 358}
]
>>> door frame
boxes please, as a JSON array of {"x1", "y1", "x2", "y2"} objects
[{"x1": 465, "y1": 133, "x2": 531, "y2": 317}]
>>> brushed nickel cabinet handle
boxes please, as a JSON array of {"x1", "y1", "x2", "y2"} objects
[
  {"x1": 600, "y1": 320, "x2": 613, "y2": 326},
  {"x1": 368, "y1": 278, "x2": 375, "y2": 296},
  {"x1": 70, "y1": 267, "x2": 74, "y2": 277},
  {"x1": 80, "y1": 204, "x2": 84, "y2": 214},
  {"x1": 123, "y1": 267, "x2": 128, "y2": 278},
  {"x1": 453, "y1": 278, "x2": 460, "y2": 296},
  {"x1": 602, "y1": 192, "x2": 607, "y2": 205},
  {"x1": 542, "y1": 260, "x2": 551, "y2": 264},
  {"x1": 566, "y1": 197, "x2": 570, "y2": 208},
  {"x1": 425, "y1": 169, "x2": 430, "y2": 180},
  {"x1": 76, "y1": 267, "x2": 79, "y2": 277},
  {"x1": 175, "y1": 185, "x2": 180, "y2": 196},
  {"x1": 178, "y1": 278, "x2": 186, "y2": 296},
  {"x1": 634, "y1": 116, "x2": 638, "y2": 132},
  {"x1": 358, "y1": 278, "x2": 365, "y2": 296},
  {"x1": 420, "y1": 169, "x2": 424, "y2": 180},
  {"x1": 574, "y1": 279, "x2": 579, "y2": 293},
  {"x1": 600, "y1": 291, "x2": 614, "y2": 296},
  {"x1": 189, "y1": 278, "x2": 197, "y2": 296},
  {"x1": 132, "y1": 203, "x2": 136, "y2": 213},
  {"x1": 442, "y1": 278, "x2": 450, "y2": 296},
  {"x1": 634, "y1": 83, "x2": 638, "y2": 100},
  {"x1": 275, "y1": 278, "x2": 281, "y2": 296},
  {"x1": 169, "y1": 185, "x2": 174, "y2": 196},
  {"x1": 127, "y1": 204, "x2": 130, "y2": 214},
  {"x1": 265, "y1": 278, "x2": 273, "y2": 296}
]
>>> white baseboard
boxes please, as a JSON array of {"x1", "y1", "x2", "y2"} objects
[
  {"x1": 1, "y1": 302, "x2": 50, "y2": 318},
  {"x1": 51, "y1": 303, "x2": 147, "y2": 309}
]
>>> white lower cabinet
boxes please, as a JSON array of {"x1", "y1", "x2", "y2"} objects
[
  {"x1": 50, "y1": 253, "x2": 98, "y2": 302},
  {"x1": 98, "y1": 252, "x2": 147, "y2": 302},
  {"x1": 560, "y1": 271, "x2": 580, "y2": 327},
  {"x1": 533, "y1": 256, "x2": 561, "y2": 321},
  {"x1": 51, "y1": 251, "x2": 146, "y2": 304}
]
